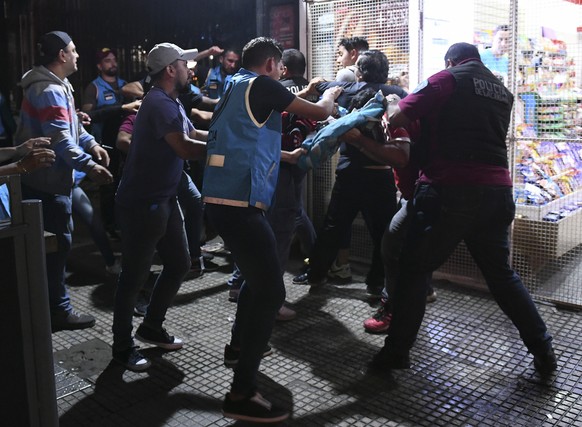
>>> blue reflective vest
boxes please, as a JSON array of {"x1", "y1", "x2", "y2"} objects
[
  {"x1": 203, "y1": 69, "x2": 282, "y2": 210},
  {"x1": 204, "y1": 66, "x2": 229, "y2": 99},
  {"x1": 90, "y1": 76, "x2": 126, "y2": 142}
]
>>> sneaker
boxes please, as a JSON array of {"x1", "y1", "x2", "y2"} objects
[
  {"x1": 105, "y1": 257, "x2": 122, "y2": 275},
  {"x1": 365, "y1": 281, "x2": 384, "y2": 296},
  {"x1": 51, "y1": 310, "x2": 95, "y2": 332},
  {"x1": 133, "y1": 291, "x2": 149, "y2": 317},
  {"x1": 533, "y1": 347, "x2": 557, "y2": 376},
  {"x1": 223, "y1": 392, "x2": 289, "y2": 423},
  {"x1": 135, "y1": 324, "x2": 183, "y2": 350},
  {"x1": 201, "y1": 251, "x2": 215, "y2": 261},
  {"x1": 363, "y1": 305, "x2": 392, "y2": 333},
  {"x1": 276, "y1": 305, "x2": 296, "y2": 321},
  {"x1": 328, "y1": 261, "x2": 352, "y2": 281},
  {"x1": 112, "y1": 346, "x2": 151, "y2": 372},
  {"x1": 292, "y1": 272, "x2": 309, "y2": 285},
  {"x1": 228, "y1": 286, "x2": 241, "y2": 302},
  {"x1": 224, "y1": 343, "x2": 274, "y2": 369},
  {"x1": 189, "y1": 256, "x2": 220, "y2": 277},
  {"x1": 426, "y1": 287, "x2": 437, "y2": 303},
  {"x1": 370, "y1": 346, "x2": 410, "y2": 370}
]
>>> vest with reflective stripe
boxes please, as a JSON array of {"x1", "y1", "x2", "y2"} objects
[{"x1": 203, "y1": 69, "x2": 282, "y2": 210}]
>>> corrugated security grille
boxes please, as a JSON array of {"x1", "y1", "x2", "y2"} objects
[
  {"x1": 306, "y1": 0, "x2": 410, "y2": 264},
  {"x1": 306, "y1": 0, "x2": 582, "y2": 308}
]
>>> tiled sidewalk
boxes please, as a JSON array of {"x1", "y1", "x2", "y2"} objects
[{"x1": 53, "y1": 241, "x2": 582, "y2": 426}]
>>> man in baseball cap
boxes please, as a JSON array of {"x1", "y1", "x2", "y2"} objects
[{"x1": 146, "y1": 43, "x2": 199, "y2": 76}]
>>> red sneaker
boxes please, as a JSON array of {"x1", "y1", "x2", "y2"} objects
[{"x1": 363, "y1": 306, "x2": 392, "y2": 333}]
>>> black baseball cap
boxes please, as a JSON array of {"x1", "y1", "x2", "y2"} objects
[{"x1": 36, "y1": 31, "x2": 73, "y2": 66}]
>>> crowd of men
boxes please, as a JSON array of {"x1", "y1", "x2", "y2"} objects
[{"x1": 3, "y1": 29, "x2": 558, "y2": 423}]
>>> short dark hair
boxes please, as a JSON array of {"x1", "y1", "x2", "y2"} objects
[
  {"x1": 241, "y1": 37, "x2": 283, "y2": 69},
  {"x1": 282, "y1": 49, "x2": 306, "y2": 76},
  {"x1": 444, "y1": 43, "x2": 481, "y2": 65},
  {"x1": 338, "y1": 36, "x2": 369, "y2": 52},
  {"x1": 357, "y1": 50, "x2": 389, "y2": 83}
]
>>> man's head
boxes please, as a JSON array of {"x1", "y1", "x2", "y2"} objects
[
  {"x1": 219, "y1": 49, "x2": 240, "y2": 76},
  {"x1": 281, "y1": 49, "x2": 306, "y2": 79},
  {"x1": 491, "y1": 25, "x2": 510, "y2": 57},
  {"x1": 444, "y1": 42, "x2": 481, "y2": 68},
  {"x1": 36, "y1": 31, "x2": 79, "y2": 77},
  {"x1": 337, "y1": 36, "x2": 369, "y2": 68},
  {"x1": 96, "y1": 48, "x2": 118, "y2": 77},
  {"x1": 147, "y1": 43, "x2": 198, "y2": 93},
  {"x1": 242, "y1": 37, "x2": 284, "y2": 80},
  {"x1": 355, "y1": 50, "x2": 389, "y2": 83}
]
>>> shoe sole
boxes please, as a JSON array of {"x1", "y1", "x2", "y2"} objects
[
  {"x1": 113, "y1": 356, "x2": 152, "y2": 372},
  {"x1": 135, "y1": 333, "x2": 183, "y2": 350},
  {"x1": 364, "y1": 326, "x2": 390, "y2": 334},
  {"x1": 222, "y1": 411, "x2": 289, "y2": 423},
  {"x1": 51, "y1": 320, "x2": 96, "y2": 333}
]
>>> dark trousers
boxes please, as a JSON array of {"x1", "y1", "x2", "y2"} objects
[
  {"x1": 206, "y1": 204, "x2": 285, "y2": 396},
  {"x1": 385, "y1": 184, "x2": 552, "y2": 355}
]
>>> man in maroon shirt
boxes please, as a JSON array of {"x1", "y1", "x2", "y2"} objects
[{"x1": 371, "y1": 42, "x2": 557, "y2": 378}]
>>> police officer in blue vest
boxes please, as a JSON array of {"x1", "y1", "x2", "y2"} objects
[
  {"x1": 203, "y1": 37, "x2": 342, "y2": 423},
  {"x1": 203, "y1": 48, "x2": 240, "y2": 99},
  {"x1": 82, "y1": 48, "x2": 141, "y2": 238}
]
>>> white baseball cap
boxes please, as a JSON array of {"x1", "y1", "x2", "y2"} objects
[{"x1": 146, "y1": 43, "x2": 198, "y2": 75}]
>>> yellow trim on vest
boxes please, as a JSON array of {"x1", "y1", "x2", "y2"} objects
[{"x1": 207, "y1": 154, "x2": 225, "y2": 167}]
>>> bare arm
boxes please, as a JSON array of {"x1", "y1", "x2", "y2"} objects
[
  {"x1": 116, "y1": 130, "x2": 132, "y2": 154},
  {"x1": 389, "y1": 104, "x2": 412, "y2": 129},
  {"x1": 342, "y1": 128, "x2": 410, "y2": 168},
  {"x1": 121, "y1": 81, "x2": 145, "y2": 99},
  {"x1": 189, "y1": 129, "x2": 208, "y2": 142},
  {"x1": 165, "y1": 132, "x2": 206, "y2": 160},
  {"x1": 285, "y1": 86, "x2": 342, "y2": 121}
]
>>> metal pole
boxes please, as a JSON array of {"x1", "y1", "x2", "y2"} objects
[{"x1": 18, "y1": 200, "x2": 58, "y2": 427}]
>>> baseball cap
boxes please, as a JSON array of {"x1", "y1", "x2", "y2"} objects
[
  {"x1": 146, "y1": 43, "x2": 198, "y2": 75},
  {"x1": 36, "y1": 31, "x2": 73, "y2": 66},
  {"x1": 96, "y1": 47, "x2": 116, "y2": 64}
]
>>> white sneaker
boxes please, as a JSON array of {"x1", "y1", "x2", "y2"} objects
[
  {"x1": 328, "y1": 261, "x2": 352, "y2": 281},
  {"x1": 106, "y1": 257, "x2": 122, "y2": 275},
  {"x1": 276, "y1": 305, "x2": 296, "y2": 321}
]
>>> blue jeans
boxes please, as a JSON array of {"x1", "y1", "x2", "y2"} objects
[
  {"x1": 177, "y1": 171, "x2": 203, "y2": 260},
  {"x1": 206, "y1": 204, "x2": 285, "y2": 396},
  {"x1": 112, "y1": 197, "x2": 190, "y2": 352},
  {"x1": 71, "y1": 185, "x2": 115, "y2": 266},
  {"x1": 385, "y1": 184, "x2": 552, "y2": 354},
  {"x1": 22, "y1": 185, "x2": 72, "y2": 314}
]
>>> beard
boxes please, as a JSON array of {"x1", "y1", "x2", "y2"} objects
[
  {"x1": 103, "y1": 67, "x2": 118, "y2": 77},
  {"x1": 176, "y1": 80, "x2": 192, "y2": 95}
]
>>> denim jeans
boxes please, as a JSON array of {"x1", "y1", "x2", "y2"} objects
[
  {"x1": 385, "y1": 184, "x2": 552, "y2": 355},
  {"x1": 206, "y1": 204, "x2": 285, "y2": 396},
  {"x1": 112, "y1": 197, "x2": 190, "y2": 352},
  {"x1": 308, "y1": 169, "x2": 398, "y2": 283},
  {"x1": 177, "y1": 171, "x2": 203, "y2": 260},
  {"x1": 22, "y1": 185, "x2": 73, "y2": 314},
  {"x1": 72, "y1": 185, "x2": 115, "y2": 266}
]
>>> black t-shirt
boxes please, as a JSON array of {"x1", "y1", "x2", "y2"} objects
[{"x1": 248, "y1": 76, "x2": 296, "y2": 123}]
